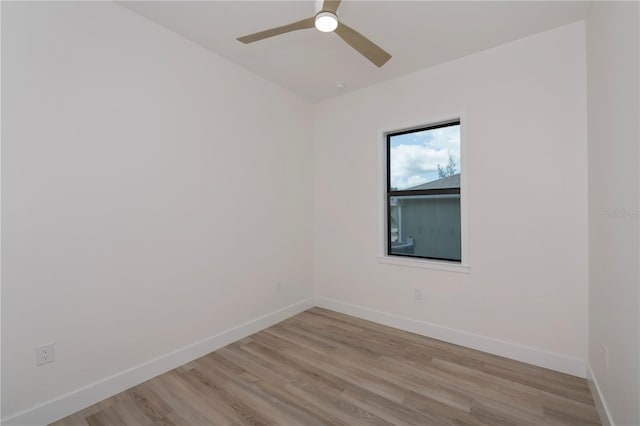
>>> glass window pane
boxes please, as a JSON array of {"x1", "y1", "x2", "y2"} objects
[
  {"x1": 389, "y1": 194, "x2": 461, "y2": 261},
  {"x1": 389, "y1": 124, "x2": 460, "y2": 191}
]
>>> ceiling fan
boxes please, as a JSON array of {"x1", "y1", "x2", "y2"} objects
[{"x1": 237, "y1": 0, "x2": 391, "y2": 68}]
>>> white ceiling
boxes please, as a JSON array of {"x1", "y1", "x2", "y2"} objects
[{"x1": 118, "y1": 1, "x2": 592, "y2": 102}]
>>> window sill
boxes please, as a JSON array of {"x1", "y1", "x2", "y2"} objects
[{"x1": 376, "y1": 255, "x2": 471, "y2": 274}]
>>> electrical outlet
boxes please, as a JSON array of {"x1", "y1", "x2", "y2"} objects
[
  {"x1": 36, "y1": 343, "x2": 55, "y2": 366},
  {"x1": 603, "y1": 346, "x2": 609, "y2": 371},
  {"x1": 414, "y1": 288, "x2": 423, "y2": 300}
]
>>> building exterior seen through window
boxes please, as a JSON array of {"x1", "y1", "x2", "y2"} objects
[{"x1": 387, "y1": 120, "x2": 461, "y2": 262}]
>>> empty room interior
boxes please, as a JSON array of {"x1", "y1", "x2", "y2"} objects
[{"x1": 1, "y1": 1, "x2": 639, "y2": 425}]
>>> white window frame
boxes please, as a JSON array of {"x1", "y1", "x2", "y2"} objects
[{"x1": 376, "y1": 114, "x2": 471, "y2": 273}]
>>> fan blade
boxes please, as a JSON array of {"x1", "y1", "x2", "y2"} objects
[
  {"x1": 322, "y1": 0, "x2": 341, "y2": 14},
  {"x1": 237, "y1": 17, "x2": 315, "y2": 44},
  {"x1": 334, "y1": 22, "x2": 391, "y2": 67}
]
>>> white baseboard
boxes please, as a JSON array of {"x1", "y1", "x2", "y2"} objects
[
  {"x1": 586, "y1": 363, "x2": 614, "y2": 426},
  {"x1": 1, "y1": 297, "x2": 315, "y2": 426},
  {"x1": 315, "y1": 296, "x2": 587, "y2": 378}
]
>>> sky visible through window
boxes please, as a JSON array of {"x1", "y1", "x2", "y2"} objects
[{"x1": 389, "y1": 124, "x2": 460, "y2": 190}]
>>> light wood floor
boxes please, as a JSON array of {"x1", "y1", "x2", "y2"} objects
[{"x1": 52, "y1": 308, "x2": 600, "y2": 426}]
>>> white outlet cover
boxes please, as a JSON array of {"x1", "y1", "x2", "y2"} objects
[{"x1": 36, "y1": 343, "x2": 55, "y2": 366}]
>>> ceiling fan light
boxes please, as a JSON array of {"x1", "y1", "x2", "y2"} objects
[{"x1": 315, "y1": 12, "x2": 338, "y2": 32}]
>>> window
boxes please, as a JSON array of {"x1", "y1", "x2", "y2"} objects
[{"x1": 386, "y1": 120, "x2": 461, "y2": 262}]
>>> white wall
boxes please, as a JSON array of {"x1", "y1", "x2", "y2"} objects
[
  {"x1": 586, "y1": 2, "x2": 640, "y2": 425},
  {"x1": 313, "y1": 22, "x2": 589, "y2": 373},
  {"x1": 1, "y1": 1, "x2": 313, "y2": 421}
]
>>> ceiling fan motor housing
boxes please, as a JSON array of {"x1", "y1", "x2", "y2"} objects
[{"x1": 315, "y1": 12, "x2": 338, "y2": 32}]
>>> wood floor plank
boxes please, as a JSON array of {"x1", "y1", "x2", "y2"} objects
[
  {"x1": 106, "y1": 395, "x2": 155, "y2": 426},
  {"x1": 183, "y1": 361, "x2": 275, "y2": 425},
  {"x1": 470, "y1": 397, "x2": 543, "y2": 426},
  {"x1": 482, "y1": 363, "x2": 594, "y2": 405},
  {"x1": 422, "y1": 357, "x2": 544, "y2": 415},
  {"x1": 162, "y1": 369, "x2": 241, "y2": 425},
  {"x1": 142, "y1": 376, "x2": 215, "y2": 426},
  {"x1": 84, "y1": 406, "x2": 127, "y2": 426},
  {"x1": 285, "y1": 378, "x2": 395, "y2": 426},
  {"x1": 51, "y1": 308, "x2": 601, "y2": 426},
  {"x1": 127, "y1": 383, "x2": 173, "y2": 423}
]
